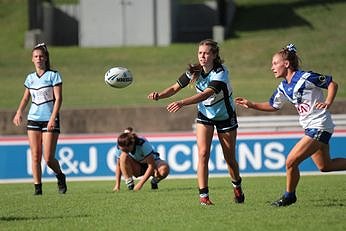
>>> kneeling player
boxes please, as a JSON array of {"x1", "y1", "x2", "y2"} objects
[{"x1": 112, "y1": 127, "x2": 170, "y2": 191}]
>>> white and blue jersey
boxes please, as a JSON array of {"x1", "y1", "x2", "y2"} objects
[
  {"x1": 269, "y1": 70, "x2": 335, "y2": 133},
  {"x1": 24, "y1": 70, "x2": 62, "y2": 121},
  {"x1": 115, "y1": 137, "x2": 160, "y2": 163},
  {"x1": 178, "y1": 64, "x2": 236, "y2": 121}
]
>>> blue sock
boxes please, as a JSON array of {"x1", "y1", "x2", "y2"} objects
[{"x1": 284, "y1": 191, "x2": 296, "y2": 199}]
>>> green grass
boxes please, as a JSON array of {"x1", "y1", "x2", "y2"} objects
[
  {"x1": 0, "y1": 175, "x2": 345, "y2": 230},
  {"x1": 0, "y1": 0, "x2": 346, "y2": 110}
]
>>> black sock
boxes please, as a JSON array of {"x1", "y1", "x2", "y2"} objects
[
  {"x1": 199, "y1": 187, "x2": 209, "y2": 197},
  {"x1": 232, "y1": 177, "x2": 242, "y2": 188},
  {"x1": 34, "y1": 183, "x2": 42, "y2": 195}
]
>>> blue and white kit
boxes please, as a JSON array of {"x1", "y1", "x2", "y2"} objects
[
  {"x1": 116, "y1": 137, "x2": 160, "y2": 163},
  {"x1": 269, "y1": 70, "x2": 335, "y2": 133},
  {"x1": 24, "y1": 70, "x2": 62, "y2": 121}
]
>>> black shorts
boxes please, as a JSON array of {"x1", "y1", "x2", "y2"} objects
[
  {"x1": 27, "y1": 118, "x2": 60, "y2": 133},
  {"x1": 196, "y1": 111, "x2": 238, "y2": 133},
  {"x1": 139, "y1": 163, "x2": 148, "y2": 176}
]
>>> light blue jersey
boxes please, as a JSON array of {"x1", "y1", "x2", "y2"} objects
[
  {"x1": 115, "y1": 137, "x2": 160, "y2": 163},
  {"x1": 24, "y1": 70, "x2": 62, "y2": 121},
  {"x1": 269, "y1": 70, "x2": 335, "y2": 133},
  {"x1": 178, "y1": 64, "x2": 235, "y2": 120}
]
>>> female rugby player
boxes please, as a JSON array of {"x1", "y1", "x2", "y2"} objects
[
  {"x1": 235, "y1": 43, "x2": 346, "y2": 206},
  {"x1": 148, "y1": 39, "x2": 245, "y2": 205},
  {"x1": 113, "y1": 127, "x2": 170, "y2": 191},
  {"x1": 13, "y1": 43, "x2": 67, "y2": 195}
]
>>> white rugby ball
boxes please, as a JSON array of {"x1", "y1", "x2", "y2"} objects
[{"x1": 104, "y1": 67, "x2": 133, "y2": 88}]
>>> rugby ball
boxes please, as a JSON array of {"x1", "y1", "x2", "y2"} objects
[{"x1": 104, "y1": 67, "x2": 133, "y2": 88}]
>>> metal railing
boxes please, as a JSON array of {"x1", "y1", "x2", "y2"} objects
[{"x1": 237, "y1": 114, "x2": 346, "y2": 131}]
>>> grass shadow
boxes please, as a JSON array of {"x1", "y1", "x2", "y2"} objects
[
  {"x1": 229, "y1": 0, "x2": 346, "y2": 37},
  {"x1": 0, "y1": 214, "x2": 90, "y2": 222}
]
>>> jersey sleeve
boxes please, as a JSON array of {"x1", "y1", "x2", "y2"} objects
[
  {"x1": 115, "y1": 147, "x2": 122, "y2": 159},
  {"x1": 306, "y1": 72, "x2": 332, "y2": 89},
  {"x1": 52, "y1": 71, "x2": 63, "y2": 86},
  {"x1": 177, "y1": 72, "x2": 191, "y2": 88},
  {"x1": 269, "y1": 85, "x2": 288, "y2": 109},
  {"x1": 142, "y1": 138, "x2": 155, "y2": 157},
  {"x1": 24, "y1": 73, "x2": 33, "y2": 88}
]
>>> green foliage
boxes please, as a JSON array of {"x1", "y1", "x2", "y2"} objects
[
  {"x1": 0, "y1": 0, "x2": 345, "y2": 110},
  {"x1": 0, "y1": 175, "x2": 345, "y2": 230}
]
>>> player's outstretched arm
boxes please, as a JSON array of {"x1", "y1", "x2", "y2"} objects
[
  {"x1": 235, "y1": 97, "x2": 278, "y2": 112},
  {"x1": 148, "y1": 83, "x2": 181, "y2": 101}
]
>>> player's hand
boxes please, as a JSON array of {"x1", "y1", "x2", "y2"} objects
[
  {"x1": 235, "y1": 97, "x2": 251, "y2": 108},
  {"x1": 47, "y1": 119, "x2": 55, "y2": 132},
  {"x1": 315, "y1": 101, "x2": 330, "y2": 110},
  {"x1": 12, "y1": 113, "x2": 22, "y2": 126},
  {"x1": 148, "y1": 92, "x2": 159, "y2": 101},
  {"x1": 112, "y1": 185, "x2": 120, "y2": 192},
  {"x1": 167, "y1": 101, "x2": 183, "y2": 113},
  {"x1": 133, "y1": 183, "x2": 142, "y2": 191}
]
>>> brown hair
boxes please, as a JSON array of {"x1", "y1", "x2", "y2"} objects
[
  {"x1": 188, "y1": 39, "x2": 224, "y2": 82},
  {"x1": 277, "y1": 43, "x2": 300, "y2": 71},
  {"x1": 117, "y1": 127, "x2": 137, "y2": 148},
  {"x1": 199, "y1": 39, "x2": 224, "y2": 67},
  {"x1": 33, "y1": 43, "x2": 51, "y2": 70}
]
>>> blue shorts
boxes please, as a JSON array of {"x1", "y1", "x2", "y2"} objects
[
  {"x1": 27, "y1": 118, "x2": 60, "y2": 133},
  {"x1": 196, "y1": 111, "x2": 238, "y2": 133},
  {"x1": 305, "y1": 128, "x2": 332, "y2": 144}
]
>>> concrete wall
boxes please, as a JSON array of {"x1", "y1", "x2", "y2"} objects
[
  {"x1": 25, "y1": 0, "x2": 236, "y2": 47},
  {"x1": 79, "y1": 0, "x2": 172, "y2": 47},
  {"x1": 2, "y1": 101, "x2": 345, "y2": 135}
]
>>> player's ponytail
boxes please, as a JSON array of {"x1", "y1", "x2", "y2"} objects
[
  {"x1": 186, "y1": 63, "x2": 202, "y2": 84},
  {"x1": 279, "y1": 43, "x2": 300, "y2": 70},
  {"x1": 117, "y1": 129, "x2": 138, "y2": 148}
]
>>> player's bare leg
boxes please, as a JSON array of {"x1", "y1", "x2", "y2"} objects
[
  {"x1": 196, "y1": 123, "x2": 214, "y2": 205},
  {"x1": 273, "y1": 136, "x2": 318, "y2": 206},
  {"x1": 218, "y1": 129, "x2": 244, "y2": 203}
]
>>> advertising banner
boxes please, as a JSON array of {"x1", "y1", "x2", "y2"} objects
[{"x1": 1, "y1": 130, "x2": 345, "y2": 182}]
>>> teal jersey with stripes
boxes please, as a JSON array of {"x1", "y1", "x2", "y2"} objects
[
  {"x1": 177, "y1": 64, "x2": 236, "y2": 120},
  {"x1": 24, "y1": 70, "x2": 62, "y2": 121},
  {"x1": 115, "y1": 137, "x2": 160, "y2": 163}
]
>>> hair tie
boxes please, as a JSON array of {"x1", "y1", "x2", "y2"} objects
[{"x1": 286, "y1": 43, "x2": 297, "y2": 53}]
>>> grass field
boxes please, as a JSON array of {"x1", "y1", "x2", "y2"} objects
[
  {"x1": 0, "y1": 0, "x2": 346, "y2": 109},
  {"x1": 0, "y1": 175, "x2": 345, "y2": 231},
  {"x1": 1, "y1": 1, "x2": 346, "y2": 230}
]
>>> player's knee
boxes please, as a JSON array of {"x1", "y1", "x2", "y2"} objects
[
  {"x1": 45, "y1": 158, "x2": 55, "y2": 168},
  {"x1": 198, "y1": 151, "x2": 210, "y2": 163},
  {"x1": 285, "y1": 158, "x2": 297, "y2": 170},
  {"x1": 158, "y1": 164, "x2": 170, "y2": 178}
]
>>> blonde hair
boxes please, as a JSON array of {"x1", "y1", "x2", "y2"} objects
[{"x1": 277, "y1": 43, "x2": 300, "y2": 71}]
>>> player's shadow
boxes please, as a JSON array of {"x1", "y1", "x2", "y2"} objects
[
  {"x1": 0, "y1": 214, "x2": 89, "y2": 222},
  {"x1": 230, "y1": 0, "x2": 346, "y2": 37}
]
